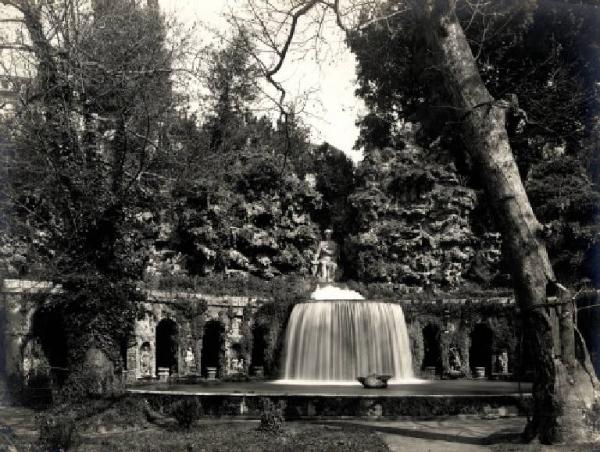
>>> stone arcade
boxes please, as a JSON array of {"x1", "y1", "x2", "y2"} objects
[
  {"x1": 1, "y1": 279, "x2": 518, "y2": 389},
  {"x1": 0, "y1": 280, "x2": 261, "y2": 387},
  {"x1": 130, "y1": 289, "x2": 260, "y2": 382}
]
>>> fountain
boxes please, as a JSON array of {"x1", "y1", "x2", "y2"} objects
[{"x1": 278, "y1": 230, "x2": 415, "y2": 384}]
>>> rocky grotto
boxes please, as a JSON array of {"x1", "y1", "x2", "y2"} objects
[{"x1": 0, "y1": 144, "x2": 596, "y2": 398}]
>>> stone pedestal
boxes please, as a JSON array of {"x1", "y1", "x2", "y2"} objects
[
  {"x1": 157, "y1": 367, "x2": 169, "y2": 382},
  {"x1": 474, "y1": 366, "x2": 486, "y2": 379},
  {"x1": 206, "y1": 367, "x2": 217, "y2": 380}
]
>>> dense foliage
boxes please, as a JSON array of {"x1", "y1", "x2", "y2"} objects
[
  {"x1": 4, "y1": 1, "x2": 174, "y2": 372},
  {"x1": 173, "y1": 151, "x2": 322, "y2": 279},
  {"x1": 348, "y1": 0, "x2": 600, "y2": 287},
  {"x1": 344, "y1": 145, "x2": 502, "y2": 291}
]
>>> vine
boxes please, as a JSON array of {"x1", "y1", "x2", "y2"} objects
[
  {"x1": 44, "y1": 276, "x2": 143, "y2": 371},
  {"x1": 170, "y1": 297, "x2": 208, "y2": 374}
]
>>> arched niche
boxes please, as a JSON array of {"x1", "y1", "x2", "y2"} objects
[
  {"x1": 201, "y1": 319, "x2": 225, "y2": 377},
  {"x1": 251, "y1": 323, "x2": 267, "y2": 369},
  {"x1": 469, "y1": 323, "x2": 494, "y2": 376},
  {"x1": 155, "y1": 318, "x2": 178, "y2": 374},
  {"x1": 421, "y1": 323, "x2": 442, "y2": 375},
  {"x1": 31, "y1": 308, "x2": 68, "y2": 386}
]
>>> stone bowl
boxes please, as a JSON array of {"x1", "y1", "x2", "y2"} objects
[{"x1": 357, "y1": 374, "x2": 392, "y2": 389}]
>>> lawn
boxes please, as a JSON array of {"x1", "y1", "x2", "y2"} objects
[
  {"x1": 2, "y1": 402, "x2": 597, "y2": 451},
  {"x1": 0, "y1": 403, "x2": 389, "y2": 452},
  {"x1": 74, "y1": 422, "x2": 389, "y2": 452}
]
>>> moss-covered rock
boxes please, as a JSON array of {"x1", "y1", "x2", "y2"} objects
[
  {"x1": 346, "y1": 147, "x2": 501, "y2": 290},
  {"x1": 170, "y1": 154, "x2": 323, "y2": 279}
]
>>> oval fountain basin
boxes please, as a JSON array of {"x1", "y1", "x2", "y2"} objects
[{"x1": 279, "y1": 300, "x2": 415, "y2": 383}]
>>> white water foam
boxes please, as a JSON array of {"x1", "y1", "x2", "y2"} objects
[{"x1": 309, "y1": 284, "x2": 365, "y2": 300}]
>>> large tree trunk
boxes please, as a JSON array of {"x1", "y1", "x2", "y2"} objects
[{"x1": 420, "y1": 0, "x2": 597, "y2": 443}]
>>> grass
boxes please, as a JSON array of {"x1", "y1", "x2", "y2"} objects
[
  {"x1": 72, "y1": 422, "x2": 390, "y2": 452},
  {"x1": 3, "y1": 401, "x2": 597, "y2": 451},
  {"x1": 0, "y1": 402, "x2": 389, "y2": 452}
]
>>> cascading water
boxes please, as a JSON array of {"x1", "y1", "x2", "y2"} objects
[{"x1": 281, "y1": 300, "x2": 414, "y2": 383}]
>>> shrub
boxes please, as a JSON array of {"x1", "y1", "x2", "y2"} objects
[
  {"x1": 171, "y1": 398, "x2": 203, "y2": 429},
  {"x1": 76, "y1": 397, "x2": 148, "y2": 432},
  {"x1": 38, "y1": 413, "x2": 76, "y2": 451},
  {"x1": 113, "y1": 397, "x2": 148, "y2": 424},
  {"x1": 258, "y1": 398, "x2": 285, "y2": 434}
]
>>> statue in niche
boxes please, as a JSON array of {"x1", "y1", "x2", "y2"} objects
[
  {"x1": 140, "y1": 342, "x2": 152, "y2": 377},
  {"x1": 232, "y1": 358, "x2": 244, "y2": 373},
  {"x1": 23, "y1": 339, "x2": 50, "y2": 383},
  {"x1": 449, "y1": 346, "x2": 462, "y2": 372},
  {"x1": 184, "y1": 347, "x2": 195, "y2": 374},
  {"x1": 497, "y1": 350, "x2": 509, "y2": 374},
  {"x1": 312, "y1": 228, "x2": 338, "y2": 283}
]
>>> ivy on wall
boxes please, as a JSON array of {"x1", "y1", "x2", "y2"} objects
[
  {"x1": 402, "y1": 301, "x2": 521, "y2": 377},
  {"x1": 249, "y1": 278, "x2": 312, "y2": 378},
  {"x1": 238, "y1": 305, "x2": 254, "y2": 374},
  {"x1": 40, "y1": 277, "x2": 144, "y2": 371}
]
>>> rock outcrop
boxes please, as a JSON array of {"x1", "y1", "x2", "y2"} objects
[
  {"x1": 346, "y1": 146, "x2": 501, "y2": 290},
  {"x1": 172, "y1": 155, "x2": 323, "y2": 279}
]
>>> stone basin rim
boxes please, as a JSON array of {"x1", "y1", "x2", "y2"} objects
[
  {"x1": 126, "y1": 389, "x2": 533, "y2": 398},
  {"x1": 298, "y1": 299, "x2": 402, "y2": 303}
]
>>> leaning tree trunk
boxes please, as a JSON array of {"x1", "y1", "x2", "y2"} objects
[{"x1": 420, "y1": 0, "x2": 597, "y2": 443}]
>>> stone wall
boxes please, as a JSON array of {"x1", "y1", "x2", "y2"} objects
[
  {"x1": 129, "y1": 290, "x2": 261, "y2": 381},
  {"x1": 0, "y1": 280, "x2": 264, "y2": 390},
  {"x1": 1, "y1": 279, "x2": 520, "y2": 389},
  {"x1": 134, "y1": 392, "x2": 532, "y2": 419},
  {"x1": 400, "y1": 297, "x2": 520, "y2": 379}
]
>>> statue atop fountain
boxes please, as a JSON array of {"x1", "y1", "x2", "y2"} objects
[
  {"x1": 309, "y1": 228, "x2": 364, "y2": 301},
  {"x1": 278, "y1": 228, "x2": 414, "y2": 383},
  {"x1": 312, "y1": 228, "x2": 338, "y2": 283}
]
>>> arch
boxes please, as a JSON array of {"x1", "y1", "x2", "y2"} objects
[
  {"x1": 469, "y1": 323, "x2": 494, "y2": 376},
  {"x1": 251, "y1": 323, "x2": 267, "y2": 368},
  {"x1": 421, "y1": 323, "x2": 442, "y2": 374},
  {"x1": 31, "y1": 307, "x2": 68, "y2": 385},
  {"x1": 156, "y1": 318, "x2": 178, "y2": 374},
  {"x1": 201, "y1": 319, "x2": 225, "y2": 377}
]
